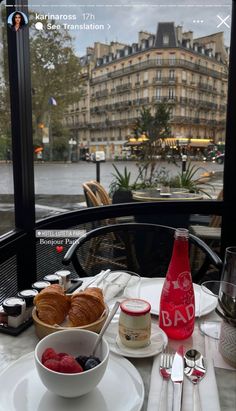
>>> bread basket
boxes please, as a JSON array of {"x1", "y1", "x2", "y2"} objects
[{"x1": 32, "y1": 305, "x2": 109, "y2": 340}]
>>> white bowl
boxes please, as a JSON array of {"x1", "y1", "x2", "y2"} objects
[{"x1": 34, "y1": 329, "x2": 109, "y2": 398}]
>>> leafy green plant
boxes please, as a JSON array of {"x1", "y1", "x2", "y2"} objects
[
  {"x1": 109, "y1": 164, "x2": 143, "y2": 195},
  {"x1": 169, "y1": 162, "x2": 214, "y2": 197}
]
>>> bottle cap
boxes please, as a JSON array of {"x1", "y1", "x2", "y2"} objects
[
  {"x1": 2, "y1": 297, "x2": 26, "y2": 316},
  {"x1": 120, "y1": 299, "x2": 151, "y2": 316},
  {"x1": 17, "y1": 289, "x2": 38, "y2": 307},
  {"x1": 175, "y1": 228, "x2": 189, "y2": 239}
]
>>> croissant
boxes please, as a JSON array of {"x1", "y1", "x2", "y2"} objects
[
  {"x1": 69, "y1": 287, "x2": 105, "y2": 327},
  {"x1": 34, "y1": 284, "x2": 70, "y2": 325}
]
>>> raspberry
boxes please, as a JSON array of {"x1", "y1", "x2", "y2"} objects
[
  {"x1": 44, "y1": 359, "x2": 61, "y2": 372},
  {"x1": 57, "y1": 352, "x2": 68, "y2": 360},
  {"x1": 60, "y1": 355, "x2": 83, "y2": 373},
  {"x1": 42, "y1": 348, "x2": 58, "y2": 364}
]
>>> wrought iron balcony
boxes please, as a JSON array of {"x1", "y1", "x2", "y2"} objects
[{"x1": 90, "y1": 59, "x2": 227, "y2": 84}]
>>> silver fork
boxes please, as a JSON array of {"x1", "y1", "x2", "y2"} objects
[{"x1": 159, "y1": 352, "x2": 174, "y2": 411}]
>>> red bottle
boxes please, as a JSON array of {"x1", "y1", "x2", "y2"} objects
[{"x1": 159, "y1": 228, "x2": 195, "y2": 340}]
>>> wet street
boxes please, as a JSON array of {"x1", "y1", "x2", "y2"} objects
[
  {"x1": 0, "y1": 160, "x2": 223, "y2": 235},
  {"x1": 1, "y1": 160, "x2": 223, "y2": 195}
]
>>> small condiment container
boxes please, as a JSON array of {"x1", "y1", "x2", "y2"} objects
[
  {"x1": 2, "y1": 297, "x2": 26, "y2": 328},
  {"x1": 17, "y1": 289, "x2": 38, "y2": 321},
  {"x1": 31, "y1": 281, "x2": 50, "y2": 292},
  {"x1": 54, "y1": 270, "x2": 71, "y2": 291},
  {"x1": 43, "y1": 274, "x2": 62, "y2": 285},
  {"x1": 0, "y1": 305, "x2": 8, "y2": 324},
  {"x1": 119, "y1": 299, "x2": 151, "y2": 348}
]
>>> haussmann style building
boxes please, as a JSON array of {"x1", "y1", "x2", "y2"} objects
[{"x1": 65, "y1": 22, "x2": 228, "y2": 159}]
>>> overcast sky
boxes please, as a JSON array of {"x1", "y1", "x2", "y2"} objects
[{"x1": 27, "y1": 0, "x2": 232, "y2": 55}]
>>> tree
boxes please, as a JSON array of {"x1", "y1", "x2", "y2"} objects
[
  {"x1": 30, "y1": 18, "x2": 82, "y2": 137},
  {"x1": 133, "y1": 103, "x2": 171, "y2": 185},
  {"x1": 0, "y1": 9, "x2": 83, "y2": 159}
]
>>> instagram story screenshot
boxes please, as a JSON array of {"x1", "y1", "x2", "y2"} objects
[{"x1": 1, "y1": 4, "x2": 236, "y2": 410}]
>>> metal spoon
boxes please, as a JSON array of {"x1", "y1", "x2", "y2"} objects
[
  {"x1": 184, "y1": 349, "x2": 206, "y2": 411},
  {"x1": 91, "y1": 301, "x2": 120, "y2": 356}
]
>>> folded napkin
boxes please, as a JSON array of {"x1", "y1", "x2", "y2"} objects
[
  {"x1": 74, "y1": 270, "x2": 111, "y2": 292},
  {"x1": 147, "y1": 354, "x2": 220, "y2": 411},
  {"x1": 76, "y1": 271, "x2": 133, "y2": 301},
  {"x1": 102, "y1": 271, "x2": 132, "y2": 301}
]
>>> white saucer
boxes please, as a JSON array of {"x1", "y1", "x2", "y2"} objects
[
  {"x1": 124, "y1": 278, "x2": 217, "y2": 316},
  {"x1": 105, "y1": 321, "x2": 168, "y2": 358},
  {"x1": 0, "y1": 352, "x2": 144, "y2": 411}
]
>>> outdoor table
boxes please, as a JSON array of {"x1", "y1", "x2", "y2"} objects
[
  {"x1": 132, "y1": 189, "x2": 203, "y2": 202},
  {"x1": 0, "y1": 305, "x2": 235, "y2": 410}
]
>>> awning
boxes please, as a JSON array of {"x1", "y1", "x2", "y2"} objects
[
  {"x1": 189, "y1": 139, "x2": 213, "y2": 147},
  {"x1": 161, "y1": 138, "x2": 177, "y2": 147},
  {"x1": 125, "y1": 141, "x2": 143, "y2": 147}
]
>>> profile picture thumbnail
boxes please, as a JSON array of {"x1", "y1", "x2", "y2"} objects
[{"x1": 7, "y1": 11, "x2": 28, "y2": 32}]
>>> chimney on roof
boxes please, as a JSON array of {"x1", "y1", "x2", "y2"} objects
[
  {"x1": 176, "y1": 25, "x2": 183, "y2": 44},
  {"x1": 182, "y1": 31, "x2": 193, "y2": 48}
]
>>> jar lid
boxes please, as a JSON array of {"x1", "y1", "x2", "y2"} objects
[
  {"x1": 120, "y1": 299, "x2": 151, "y2": 316},
  {"x1": 2, "y1": 297, "x2": 26, "y2": 316},
  {"x1": 17, "y1": 289, "x2": 38, "y2": 306},
  {"x1": 31, "y1": 281, "x2": 50, "y2": 291},
  {"x1": 43, "y1": 274, "x2": 61, "y2": 284},
  {"x1": 55, "y1": 270, "x2": 71, "y2": 278}
]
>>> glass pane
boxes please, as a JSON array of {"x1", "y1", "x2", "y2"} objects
[
  {"x1": 0, "y1": 4, "x2": 15, "y2": 235},
  {"x1": 27, "y1": 0, "x2": 230, "y2": 222},
  {"x1": 35, "y1": 212, "x2": 222, "y2": 284}
]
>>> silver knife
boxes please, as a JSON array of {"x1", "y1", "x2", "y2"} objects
[{"x1": 171, "y1": 346, "x2": 184, "y2": 411}]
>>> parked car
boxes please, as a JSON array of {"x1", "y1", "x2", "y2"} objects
[{"x1": 214, "y1": 153, "x2": 224, "y2": 164}]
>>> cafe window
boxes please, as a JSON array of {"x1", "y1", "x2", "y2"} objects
[
  {"x1": 0, "y1": 0, "x2": 230, "y2": 244},
  {"x1": 0, "y1": 9, "x2": 15, "y2": 235}
]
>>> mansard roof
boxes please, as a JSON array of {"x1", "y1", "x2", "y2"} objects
[{"x1": 155, "y1": 22, "x2": 178, "y2": 48}]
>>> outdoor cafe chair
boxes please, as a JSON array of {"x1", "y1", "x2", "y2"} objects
[
  {"x1": 83, "y1": 181, "x2": 111, "y2": 208},
  {"x1": 62, "y1": 222, "x2": 222, "y2": 284}
]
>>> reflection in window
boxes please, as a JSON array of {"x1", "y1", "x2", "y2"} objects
[{"x1": 0, "y1": 5, "x2": 15, "y2": 234}]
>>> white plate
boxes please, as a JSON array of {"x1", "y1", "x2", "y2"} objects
[
  {"x1": 124, "y1": 278, "x2": 217, "y2": 317},
  {"x1": 0, "y1": 352, "x2": 144, "y2": 411},
  {"x1": 105, "y1": 320, "x2": 168, "y2": 358}
]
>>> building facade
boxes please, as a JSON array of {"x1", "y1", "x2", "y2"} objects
[{"x1": 66, "y1": 22, "x2": 228, "y2": 159}]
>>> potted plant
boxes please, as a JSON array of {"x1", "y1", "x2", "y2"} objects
[
  {"x1": 109, "y1": 164, "x2": 141, "y2": 203},
  {"x1": 169, "y1": 162, "x2": 214, "y2": 197}
]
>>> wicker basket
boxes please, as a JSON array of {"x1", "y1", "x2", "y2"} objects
[{"x1": 32, "y1": 305, "x2": 109, "y2": 340}]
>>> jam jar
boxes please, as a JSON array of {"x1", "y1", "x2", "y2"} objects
[
  {"x1": 119, "y1": 299, "x2": 151, "y2": 348},
  {"x1": 2, "y1": 297, "x2": 26, "y2": 328},
  {"x1": 43, "y1": 274, "x2": 62, "y2": 285},
  {"x1": 17, "y1": 289, "x2": 38, "y2": 321},
  {"x1": 54, "y1": 270, "x2": 71, "y2": 291},
  {"x1": 32, "y1": 281, "x2": 50, "y2": 292}
]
